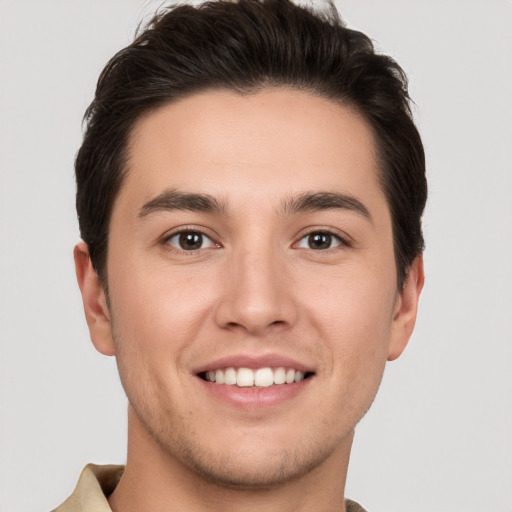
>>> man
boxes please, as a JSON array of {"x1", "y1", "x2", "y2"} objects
[{"x1": 56, "y1": 0, "x2": 426, "y2": 510}]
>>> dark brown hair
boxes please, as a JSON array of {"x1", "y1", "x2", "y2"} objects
[{"x1": 76, "y1": 0, "x2": 427, "y2": 288}]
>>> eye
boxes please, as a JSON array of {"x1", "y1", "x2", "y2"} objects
[
  {"x1": 296, "y1": 232, "x2": 343, "y2": 250},
  {"x1": 166, "y1": 230, "x2": 218, "y2": 251}
]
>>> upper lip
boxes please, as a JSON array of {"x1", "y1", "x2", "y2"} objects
[{"x1": 192, "y1": 353, "x2": 315, "y2": 375}]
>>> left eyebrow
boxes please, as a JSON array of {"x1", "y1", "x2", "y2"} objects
[
  {"x1": 138, "y1": 188, "x2": 227, "y2": 218},
  {"x1": 281, "y1": 191, "x2": 372, "y2": 222}
]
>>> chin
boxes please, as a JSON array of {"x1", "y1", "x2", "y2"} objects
[
  {"x1": 142, "y1": 406, "x2": 347, "y2": 490},
  {"x1": 173, "y1": 443, "x2": 335, "y2": 490}
]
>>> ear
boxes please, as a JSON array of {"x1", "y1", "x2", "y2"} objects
[
  {"x1": 387, "y1": 255, "x2": 424, "y2": 361},
  {"x1": 74, "y1": 241, "x2": 116, "y2": 356}
]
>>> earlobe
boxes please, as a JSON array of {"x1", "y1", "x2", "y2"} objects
[
  {"x1": 387, "y1": 256, "x2": 424, "y2": 361},
  {"x1": 74, "y1": 242, "x2": 116, "y2": 356}
]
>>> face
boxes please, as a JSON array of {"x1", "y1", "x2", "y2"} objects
[{"x1": 76, "y1": 88, "x2": 422, "y2": 488}]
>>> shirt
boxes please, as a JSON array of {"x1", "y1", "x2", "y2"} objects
[{"x1": 53, "y1": 464, "x2": 368, "y2": 512}]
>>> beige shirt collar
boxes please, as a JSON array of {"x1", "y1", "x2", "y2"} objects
[{"x1": 53, "y1": 464, "x2": 123, "y2": 512}]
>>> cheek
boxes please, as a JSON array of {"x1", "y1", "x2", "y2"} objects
[
  {"x1": 305, "y1": 265, "x2": 396, "y2": 375},
  {"x1": 108, "y1": 270, "x2": 211, "y2": 414},
  {"x1": 108, "y1": 261, "x2": 219, "y2": 363}
]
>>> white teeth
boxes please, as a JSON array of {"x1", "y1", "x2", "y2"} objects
[
  {"x1": 285, "y1": 368, "x2": 295, "y2": 384},
  {"x1": 273, "y1": 367, "x2": 286, "y2": 385},
  {"x1": 204, "y1": 366, "x2": 309, "y2": 387},
  {"x1": 224, "y1": 367, "x2": 237, "y2": 385},
  {"x1": 254, "y1": 368, "x2": 274, "y2": 387},
  {"x1": 215, "y1": 369, "x2": 225, "y2": 385},
  {"x1": 237, "y1": 368, "x2": 254, "y2": 387}
]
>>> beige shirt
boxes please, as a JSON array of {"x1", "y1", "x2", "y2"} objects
[{"x1": 53, "y1": 464, "x2": 368, "y2": 512}]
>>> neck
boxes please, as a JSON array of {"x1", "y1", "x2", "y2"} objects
[{"x1": 109, "y1": 407, "x2": 353, "y2": 512}]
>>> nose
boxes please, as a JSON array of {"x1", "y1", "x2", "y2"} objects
[{"x1": 214, "y1": 244, "x2": 298, "y2": 336}]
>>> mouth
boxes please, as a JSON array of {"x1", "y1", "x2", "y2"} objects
[{"x1": 198, "y1": 366, "x2": 315, "y2": 388}]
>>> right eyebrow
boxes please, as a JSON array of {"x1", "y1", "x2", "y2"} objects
[{"x1": 138, "y1": 188, "x2": 227, "y2": 218}]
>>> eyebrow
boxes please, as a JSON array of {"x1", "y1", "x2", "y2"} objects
[
  {"x1": 139, "y1": 188, "x2": 371, "y2": 222},
  {"x1": 139, "y1": 189, "x2": 227, "y2": 218},
  {"x1": 282, "y1": 191, "x2": 372, "y2": 221}
]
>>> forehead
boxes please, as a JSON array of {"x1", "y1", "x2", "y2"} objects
[{"x1": 122, "y1": 88, "x2": 383, "y2": 211}]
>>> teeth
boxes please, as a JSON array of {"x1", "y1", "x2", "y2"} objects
[
  {"x1": 285, "y1": 368, "x2": 295, "y2": 384},
  {"x1": 224, "y1": 367, "x2": 237, "y2": 385},
  {"x1": 204, "y1": 366, "x2": 309, "y2": 387},
  {"x1": 254, "y1": 368, "x2": 273, "y2": 387},
  {"x1": 215, "y1": 369, "x2": 225, "y2": 385},
  {"x1": 237, "y1": 368, "x2": 254, "y2": 387},
  {"x1": 273, "y1": 367, "x2": 286, "y2": 385}
]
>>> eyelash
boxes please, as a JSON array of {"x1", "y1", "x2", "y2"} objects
[{"x1": 162, "y1": 227, "x2": 351, "y2": 253}]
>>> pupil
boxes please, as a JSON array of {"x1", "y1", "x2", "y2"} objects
[
  {"x1": 179, "y1": 232, "x2": 202, "y2": 250},
  {"x1": 309, "y1": 233, "x2": 331, "y2": 250}
]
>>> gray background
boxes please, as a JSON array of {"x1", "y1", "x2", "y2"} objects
[{"x1": 1, "y1": 1, "x2": 511, "y2": 511}]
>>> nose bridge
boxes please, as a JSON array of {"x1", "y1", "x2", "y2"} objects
[{"x1": 215, "y1": 233, "x2": 296, "y2": 334}]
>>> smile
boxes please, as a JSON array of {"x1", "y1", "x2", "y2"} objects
[{"x1": 200, "y1": 367, "x2": 314, "y2": 387}]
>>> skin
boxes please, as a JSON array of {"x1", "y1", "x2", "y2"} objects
[{"x1": 75, "y1": 88, "x2": 423, "y2": 512}]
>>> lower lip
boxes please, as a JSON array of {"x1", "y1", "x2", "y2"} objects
[{"x1": 197, "y1": 377, "x2": 311, "y2": 409}]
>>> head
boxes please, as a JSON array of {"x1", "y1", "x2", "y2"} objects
[
  {"x1": 75, "y1": 0, "x2": 426, "y2": 291},
  {"x1": 74, "y1": 0, "x2": 426, "y2": 493}
]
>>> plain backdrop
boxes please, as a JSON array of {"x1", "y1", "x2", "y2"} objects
[{"x1": 1, "y1": 1, "x2": 511, "y2": 511}]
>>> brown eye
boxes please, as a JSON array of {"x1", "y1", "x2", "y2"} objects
[
  {"x1": 179, "y1": 232, "x2": 203, "y2": 250},
  {"x1": 296, "y1": 232, "x2": 342, "y2": 250},
  {"x1": 308, "y1": 233, "x2": 332, "y2": 249},
  {"x1": 166, "y1": 231, "x2": 216, "y2": 251}
]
